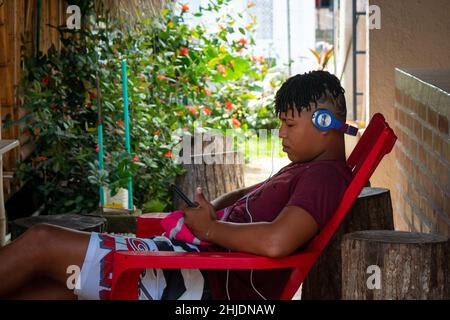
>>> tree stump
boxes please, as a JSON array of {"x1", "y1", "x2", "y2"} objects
[
  {"x1": 173, "y1": 133, "x2": 245, "y2": 210},
  {"x1": 342, "y1": 230, "x2": 450, "y2": 299},
  {"x1": 301, "y1": 187, "x2": 394, "y2": 300},
  {"x1": 10, "y1": 214, "x2": 107, "y2": 240}
]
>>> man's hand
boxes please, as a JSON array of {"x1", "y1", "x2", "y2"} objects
[{"x1": 183, "y1": 187, "x2": 217, "y2": 241}]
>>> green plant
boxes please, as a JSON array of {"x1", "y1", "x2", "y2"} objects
[{"x1": 309, "y1": 45, "x2": 334, "y2": 71}]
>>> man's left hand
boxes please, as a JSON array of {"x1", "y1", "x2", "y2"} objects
[{"x1": 183, "y1": 187, "x2": 217, "y2": 241}]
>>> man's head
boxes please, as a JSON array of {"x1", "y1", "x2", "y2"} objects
[{"x1": 275, "y1": 70, "x2": 347, "y2": 163}]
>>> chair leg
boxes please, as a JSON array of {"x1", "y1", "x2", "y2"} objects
[{"x1": 111, "y1": 268, "x2": 142, "y2": 300}]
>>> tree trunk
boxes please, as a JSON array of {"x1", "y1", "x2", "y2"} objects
[
  {"x1": 341, "y1": 230, "x2": 450, "y2": 299},
  {"x1": 301, "y1": 187, "x2": 394, "y2": 299},
  {"x1": 173, "y1": 134, "x2": 245, "y2": 210}
]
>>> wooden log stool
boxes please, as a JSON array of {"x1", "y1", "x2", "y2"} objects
[
  {"x1": 302, "y1": 187, "x2": 394, "y2": 299},
  {"x1": 10, "y1": 214, "x2": 107, "y2": 241},
  {"x1": 342, "y1": 230, "x2": 450, "y2": 299}
]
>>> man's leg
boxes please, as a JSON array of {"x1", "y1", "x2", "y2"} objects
[
  {"x1": 0, "y1": 223, "x2": 90, "y2": 298},
  {"x1": 6, "y1": 277, "x2": 77, "y2": 300}
]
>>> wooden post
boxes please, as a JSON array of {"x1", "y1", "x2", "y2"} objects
[
  {"x1": 301, "y1": 187, "x2": 394, "y2": 299},
  {"x1": 341, "y1": 230, "x2": 450, "y2": 299}
]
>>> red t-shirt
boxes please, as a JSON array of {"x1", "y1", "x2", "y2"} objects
[{"x1": 201, "y1": 159, "x2": 352, "y2": 300}]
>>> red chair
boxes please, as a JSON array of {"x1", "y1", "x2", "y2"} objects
[{"x1": 110, "y1": 113, "x2": 397, "y2": 300}]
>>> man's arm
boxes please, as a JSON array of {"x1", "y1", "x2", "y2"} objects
[
  {"x1": 210, "y1": 183, "x2": 262, "y2": 211},
  {"x1": 184, "y1": 189, "x2": 319, "y2": 258},
  {"x1": 177, "y1": 183, "x2": 261, "y2": 211}
]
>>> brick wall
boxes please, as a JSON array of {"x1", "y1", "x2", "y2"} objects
[{"x1": 394, "y1": 69, "x2": 450, "y2": 236}]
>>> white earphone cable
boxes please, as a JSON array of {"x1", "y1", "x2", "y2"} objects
[{"x1": 226, "y1": 136, "x2": 276, "y2": 300}]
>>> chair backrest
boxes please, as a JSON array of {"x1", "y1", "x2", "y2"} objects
[{"x1": 280, "y1": 113, "x2": 397, "y2": 299}]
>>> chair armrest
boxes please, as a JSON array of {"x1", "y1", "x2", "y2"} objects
[
  {"x1": 136, "y1": 212, "x2": 169, "y2": 237},
  {"x1": 114, "y1": 250, "x2": 319, "y2": 270}
]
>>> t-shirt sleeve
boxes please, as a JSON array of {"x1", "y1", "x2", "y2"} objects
[{"x1": 285, "y1": 165, "x2": 349, "y2": 229}]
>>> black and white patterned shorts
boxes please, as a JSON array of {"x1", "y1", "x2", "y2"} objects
[{"x1": 74, "y1": 232, "x2": 211, "y2": 300}]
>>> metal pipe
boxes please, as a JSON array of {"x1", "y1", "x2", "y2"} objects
[{"x1": 287, "y1": 0, "x2": 292, "y2": 76}]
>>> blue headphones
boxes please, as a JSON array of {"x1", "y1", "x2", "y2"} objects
[{"x1": 311, "y1": 109, "x2": 358, "y2": 136}]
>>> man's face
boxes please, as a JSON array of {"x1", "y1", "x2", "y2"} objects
[{"x1": 278, "y1": 107, "x2": 328, "y2": 163}]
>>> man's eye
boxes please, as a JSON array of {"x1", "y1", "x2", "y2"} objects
[{"x1": 287, "y1": 124, "x2": 294, "y2": 128}]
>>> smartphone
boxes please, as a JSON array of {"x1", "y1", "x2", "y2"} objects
[{"x1": 170, "y1": 184, "x2": 197, "y2": 208}]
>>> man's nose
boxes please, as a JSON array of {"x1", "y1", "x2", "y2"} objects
[{"x1": 279, "y1": 124, "x2": 287, "y2": 138}]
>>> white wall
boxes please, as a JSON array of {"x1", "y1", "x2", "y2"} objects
[{"x1": 287, "y1": 0, "x2": 316, "y2": 75}]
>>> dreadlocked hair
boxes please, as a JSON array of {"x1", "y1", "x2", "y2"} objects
[{"x1": 274, "y1": 70, "x2": 347, "y2": 119}]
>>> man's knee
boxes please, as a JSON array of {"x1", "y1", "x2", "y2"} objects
[{"x1": 25, "y1": 223, "x2": 61, "y2": 249}]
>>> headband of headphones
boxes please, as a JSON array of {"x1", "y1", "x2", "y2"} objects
[{"x1": 311, "y1": 109, "x2": 358, "y2": 136}]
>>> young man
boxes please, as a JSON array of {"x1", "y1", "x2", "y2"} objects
[{"x1": 0, "y1": 70, "x2": 352, "y2": 300}]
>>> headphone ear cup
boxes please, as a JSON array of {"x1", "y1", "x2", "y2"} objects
[{"x1": 312, "y1": 110, "x2": 334, "y2": 130}]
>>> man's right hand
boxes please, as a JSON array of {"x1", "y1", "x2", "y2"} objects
[{"x1": 178, "y1": 202, "x2": 188, "y2": 211}]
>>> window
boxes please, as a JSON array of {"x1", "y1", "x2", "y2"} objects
[{"x1": 252, "y1": 0, "x2": 273, "y2": 40}]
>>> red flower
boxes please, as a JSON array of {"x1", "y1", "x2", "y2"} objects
[
  {"x1": 217, "y1": 64, "x2": 227, "y2": 77},
  {"x1": 89, "y1": 90, "x2": 97, "y2": 100},
  {"x1": 116, "y1": 120, "x2": 125, "y2": 128},
  {"x1": 181, "y1": 4, "x2": 190, "y2": 12},
  {"x1": 164, "y1": 150, "x2": 173, "y2": 158},
  {"x1": 180, "y1": 47, "x2": 189, "y2": 56},
  {"x1": 225, "y1": 100, "x2": 233, "y2": 111},
  {"x1": 36, "y1": 156, "x2": 48, "y2": 161},
  {"x1": 132, "y1": 155, "x2": 139, "y2": 162},
  {"x1": 41, "y1": 75, "x2": 49, "y2": 86},
  {"x1": 251, "y1": 55, "x2": 265, "y2": 63},
  {"x1": 231, "y1": 117, "x2": 241, "y2": 128},
  {"x1": 202, "y1": 107, "x2": 212, "y2": 115},
  {"x1": 95, "y1": 144, "x2": 99, "y2": 153},
  {"x1": 239, "y1": 38, "x2": 247, "y2": 46},
  {"x1": 186, "y1": 105, "x2": 198, "y2": 115},
  {"x1": 157, "y1": 74, "x2": 167, "y2": 81}
]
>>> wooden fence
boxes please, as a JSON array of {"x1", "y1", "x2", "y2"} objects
[{"x1": 0, "y1": 0, "x2": 67, "y2": 200}]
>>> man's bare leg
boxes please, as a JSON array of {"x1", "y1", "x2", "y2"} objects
[
  {"x1": 7, "y1": 277, "x2": 77, "y2": 300},
  {"x1": 0, "y1": 223, "x2": 91, "y2": 299}
]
